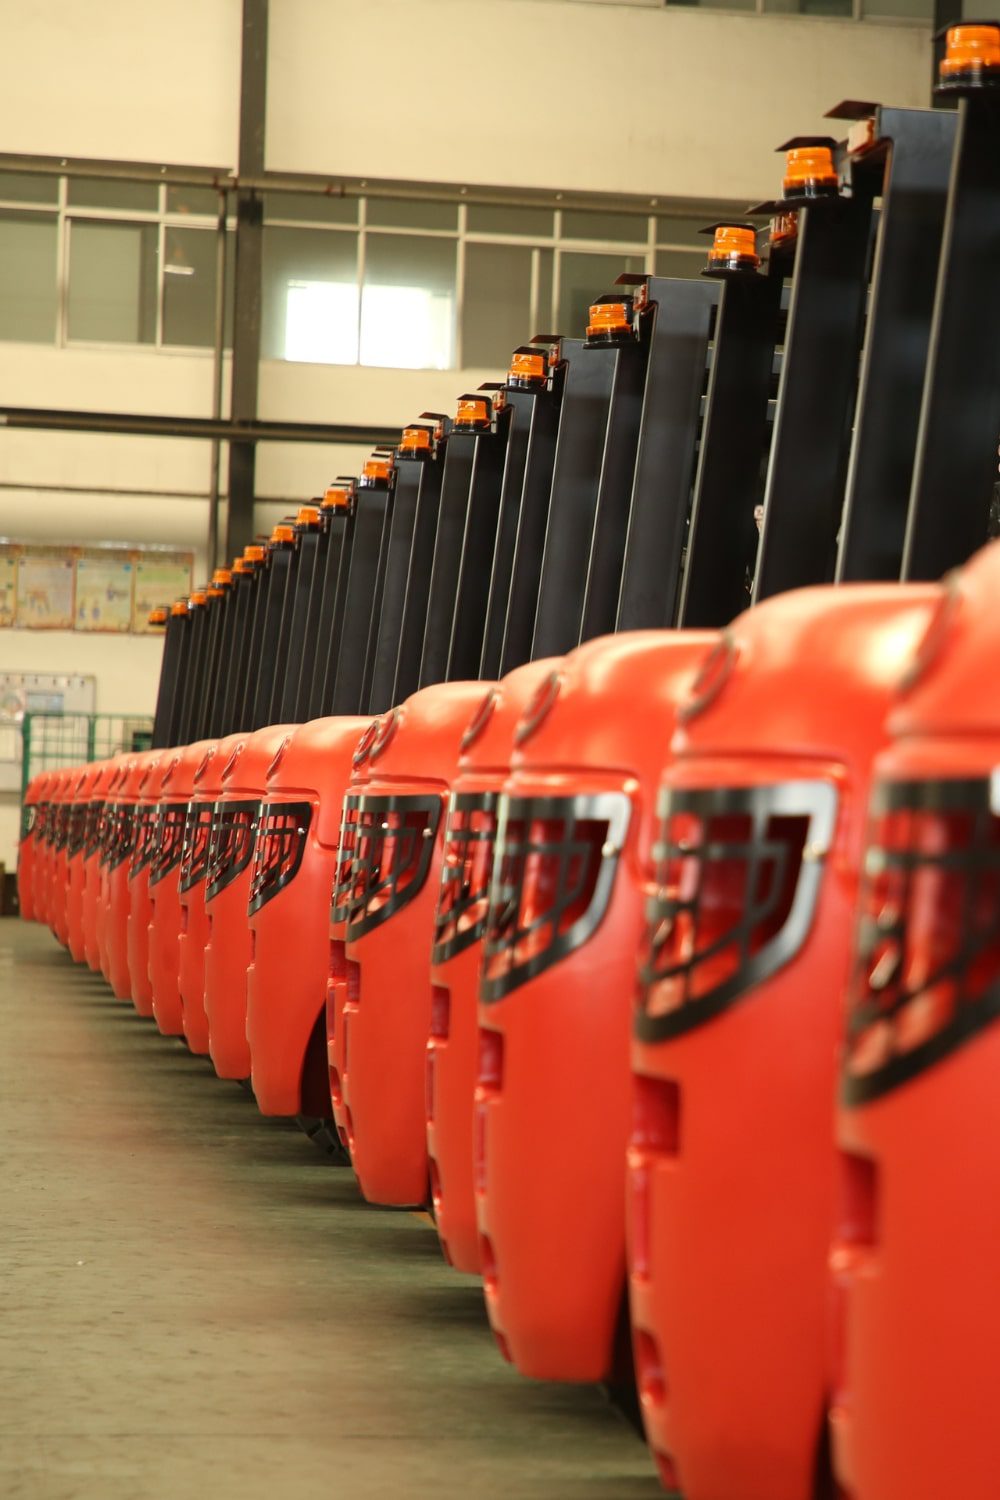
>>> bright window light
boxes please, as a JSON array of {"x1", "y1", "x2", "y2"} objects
[
  {"x1": 360, "y1": 284, "x2": 454, "y2": 370},
  {"x1": 284, "y1": 280, "x2": 359, "y2": 364}
]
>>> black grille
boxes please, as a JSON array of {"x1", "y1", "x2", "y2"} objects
[
  {"x1": 148, "y1": 802, "x2": 189, "y2": 887},
  {"x1": 843, "y1": 775, "x2": 1000, "y2": 1104},
  {"x1": 128, "y1": 805, "x2": 160, "y2": 879},
  {"x1": 481, "y1": 791, "x2": 631, "y2": 1004},
  {"x1": 635, "y1": 780, "x2": 837, "y2": 1044},
  {"x1": 247, "y1": 802, "x2": 312, "y2": 915},
  {"x1": 432, "y1": 791, "x2": 498, "y2": 965},
  {"x1": 179, "y1": 801, "x2": 216, "y2": 893},
  {"x1": 82, "y1": 801, "x2": 105, "y2": 860},
  {"x1": 329, "y1": 793, "x2": 440, "y2": 941},
  {"x1": 206, "y1": 800, "x2": 259, "y2": 901}
]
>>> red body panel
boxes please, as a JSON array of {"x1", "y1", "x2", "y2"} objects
[
  {"x1": 246, "y1": 716, "x2": 367, "y2": 1116},
  {"x1": 127, "y1": 754, "x2": 178, "y2": 1015},
  {"x1": 178, "y1": 736, "x2": 244, "y2": 1053},
  {"x1": 339, "y1": 682, "x2": 489, "y2": 1207},
  {"x1": 327, "y1": 725, "x2": 379, "y2": 1150},
  {"x1": 48, "y1": 770, "x2": 75, "y2": 949},
  {"x1": 106, "y1": 753, "x2": 159, "y2": 1000},
  {"x1": 203, "y1": 725, "x2": 294, "y2": 1080},
  {"x1": 67, "y1": 763, "x2": 105, "y2": 962},
  {"x1": 17, "y1": 774, "x2": 45, "y2": 923},
  {"x1": 626, "y1": 586, "x2": 938, "y2": 1499},
  {"x1": 148, "y1": 742, "x2": 213, "y2": 1037},
  {"x1": 474, "y1": 633, "x2": 712, "y2": 1382},
  {"x1": 83, "y1": 765, "x2": 122, "y2": 973},
  {"x1": 426, "y1": 661, "x2": 559, "y2": 1274},
  {"x1": 831, "y1": 543, "x2": 1000, "y2": 1500}
]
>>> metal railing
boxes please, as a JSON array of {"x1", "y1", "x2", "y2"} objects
[{"x1": 20, "y1": 712, "x2": 154, "y2": 801}]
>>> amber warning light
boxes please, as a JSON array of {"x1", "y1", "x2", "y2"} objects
[
  {"x1": 939, "y1": 23, "x2": 1000, "y2": 89},
  {"x1": 295, "y1": 505, "x2": 321, "y2": 526},
  {"x1": 270, "y1": 524, "x2": 295, "y2": 544},
  {"x1": 586, "y1": 299, "x2": 631, "y2": 342},
  {"x1": 508, "y1": 347, "x2": 548, "y2": 389},
  {"x1": 322, "y1": 485, "x2": 353, "y2": 510},
  {"x1": 454, "y1": 396, "x2": 492, "y2": 430},
  {"x1": 780, "y1": 138, "x2": 839, "y2": 200},
  {"x1": 398, "y1": 425, "x2": 434, "y2": 455},
  {"x1": 147, "y1": 607, "x2": 168, "y2": 626},
  {"x1": 243, "y1": 544, "x2": 266, "y2": 563},
  {"x1": 703, "y1": 223, "x2": 760, "y2": 277},
  {"x1": 361, "y1": 455, "x2": 393, "y2": 484}
]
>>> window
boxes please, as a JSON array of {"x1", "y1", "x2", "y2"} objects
[
  {"x1": 68, "y1": 221, "x2": 158, "y2": 344},
  {"x1": 361, "y1": 234, "x2": 456, "y2": 369},
  {"x1": 462, "y1": 242, "x2": 534, "y2": 368},
  {"x1": 0, "y1": 170, "x2": 746, "y2": 367},
  {"x1": 262, "y1": 225, "x2": 359, "y2": 362},
  {"x1": 0, "y1": 211, "x2": 58, "y2": 341}
]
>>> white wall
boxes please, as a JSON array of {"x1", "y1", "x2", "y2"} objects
[
  {"x1": 268, "y1": 0, "x2": 931, "y2": 202},
  {"x1": 0, "y1": 0, "x2": 242, "y2": 167}
]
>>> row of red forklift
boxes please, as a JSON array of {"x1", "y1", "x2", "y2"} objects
[{"x1": 17, "y1": 26, "x2": 1000, "y2": 1500}]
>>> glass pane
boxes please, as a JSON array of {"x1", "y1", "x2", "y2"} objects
[
  {"x1": 467, "y1": 203, "x2": 554, "y2": 239},
  {"x1": 163, "y1": 226, "x2": 230, "y2": 348},
  {"x1": 462, "y1": 242, "x2": 533, "y2": 369},
  {"x1": 366, "y1": 198, "x2": 458, "y2": 232},
  {"x1": 262, "y1": 224, "x2": 359, "y2": 363},
  {"x1": 557, "y1": 252, "x2": 645, "y2": 338},
  {"x1": 654, "y1": 248, "x2": 704, "y2": 279},
  {"x1": 167, "y1": 185, "x2": 224, "y2": 217},
  {"x1": 763, "y1": 0, "x2": 850, "y2": 11},
  {"x1": 655, "y1": 213, "x2": 715, "y2": 248},
  {"x1": 0, "y1": 211, "x2": 57, "y2": 341},
  {"x1": 667, "y1": 0, "x2": 756, "y2": 9},
  {"x1": 67, "y1": 177, "x2": 159, "y2": 212},
  {"x1": 361, "y1": 234, "x2": 456, "y2": 369},
  {"x1": 68, "y1": 220, "x2": 157, "y2": 343},
  {"x1": 264, "y1": 192, "x2": 359, "y2": 225},
  {"x1": 863, "y1": 0, "x2": 931, "y2": 16},
  {"x1": 561, "y1": 209, "x2": 648, "y2": 245},
  {"x1": 0, "y1": 172, "x2": 59, "y2": 205}
]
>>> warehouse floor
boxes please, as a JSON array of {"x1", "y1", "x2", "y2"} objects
[{"x1": 0, "y1": 920, "x2": 657, "y2": 1500}]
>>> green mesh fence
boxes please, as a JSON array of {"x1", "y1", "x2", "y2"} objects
[{"x1": 21, "y1": 712, "x2": 154, "y2": 801}]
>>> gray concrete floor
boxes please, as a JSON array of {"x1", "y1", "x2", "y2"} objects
[{"x1": 0, "y1": 920, "x2": 659, "y2": 1500}]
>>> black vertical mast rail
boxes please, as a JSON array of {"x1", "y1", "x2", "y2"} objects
[
  {"x1": 220, "y1": 549, "x2": 261, "y2": 734},
  {"x1": 531, "y1": 291, "x2": 649, "y2": 658},
  {"x1": 367, "y1": 419, "x2": 448, "y2": 715},
  {"x1": 328, "y1": 456, "x2": 396, "y2": 716},
  {"x1": 444, "y1": 389, "x2": 515, "y2": 682},
  {"x1": 493, "y1": 337, "x2": 575, "y2": 677},
  {"x1": 612, "y1": 272, "x2": 719, "y2": 633},
  {"x1": 198, "y1": 569, "x2": 234, "y2": 739},
  {"x1": 833, "y1": 103, "x2": 959, "y2": 581},
  {"x1": 274, "y1": 505, "x2": 323, "y2": 722},
  {"x1": 903, "y1": 30, "x2": 1000, "y2": 579},
  {"x1": 417, "y1": 393, "x2": 511, "y2": 688},
  {"x1": 250, "y1": 528, "x2": 294, "y2": 729},
  {"x1": 678, "y1": 226, "x2": 785, "y2": 628},
  {"x1": 305, "y1": 480, "x2": 356, "y2": 721},
  {"x1": 151, "y1": 603, "x2": 185, "y2": 749},
  {"x1": 752, "y1": 137, "x2": 876, "y2": 602},
  {"x1": 176, "y1": 587, "x2": 210, "y2": 746}
]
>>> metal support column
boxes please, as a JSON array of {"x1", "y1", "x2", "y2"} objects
[{"x1": 225, "y1": 0, "x2": 268, "y2": 562}]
